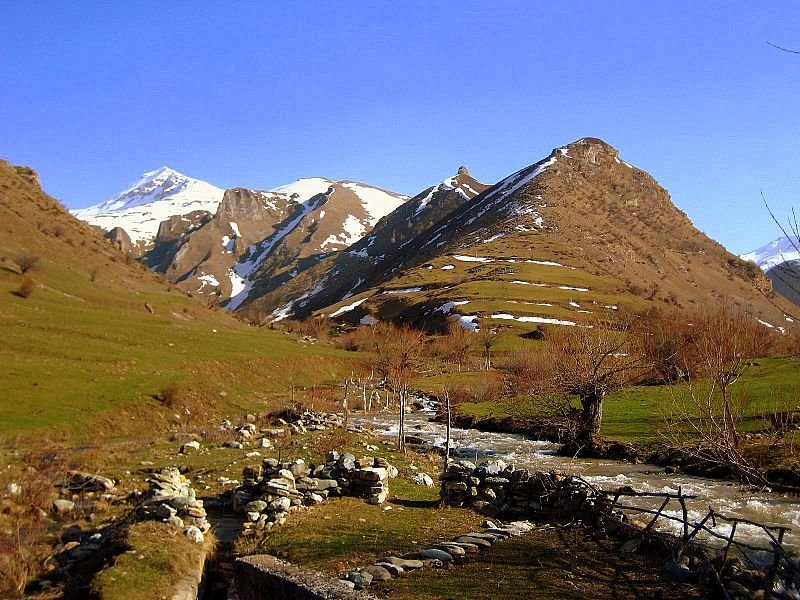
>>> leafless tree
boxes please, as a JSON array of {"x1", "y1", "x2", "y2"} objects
[
  {"x1": 378, "y1": 325, "x2": 426, "y2": 453},
  {"x1": 662, "y1": 305, "x2": 769, "y2": 485},
  {"x1": 520, "y1": 317, "x2": 649, "y2": 452}
]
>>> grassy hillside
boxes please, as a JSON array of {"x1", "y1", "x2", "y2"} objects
[{"x1": 0, "y1": 161, "x2": 354, "y2": 440}]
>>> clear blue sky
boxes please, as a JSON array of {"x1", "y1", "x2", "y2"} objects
[{"x1": 1, "y1": 1, "x2": 798, "y2": 254}]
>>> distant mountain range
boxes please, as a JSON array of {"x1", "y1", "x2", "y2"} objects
[
  {"x1": 742, "y1": 235, "x2": 800, "y2": 309},
  {"x1": 69, "y1": 138, "x2": 797, "y2": 333}
]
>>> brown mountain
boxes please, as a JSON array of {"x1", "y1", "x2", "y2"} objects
[{"x1": 239, "y1": 138, "x2": 794, "y2": 334}]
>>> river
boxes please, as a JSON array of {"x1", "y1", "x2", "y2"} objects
[{"x1": 353, "y1": 406, "x2": 800, "y2": 554}]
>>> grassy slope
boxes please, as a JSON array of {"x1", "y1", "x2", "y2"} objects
[
  {"x1": 449, "y1": 355, "x2": 800, "y2": 444},
  {"x1": 0, "y1": 161, "x2": 354, "y2": 440}
]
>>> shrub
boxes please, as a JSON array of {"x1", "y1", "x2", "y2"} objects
[
  {"x1": 16, "y1": 279, "x2": 35, "y2": 298},
  {"x1": 158, "y1": 382, "x2": 181, "y2": 408},
  {"x1": 15, "y1": 254, "x2": 39, "y2": 274}
]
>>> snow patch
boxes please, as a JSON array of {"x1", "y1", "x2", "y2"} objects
[
  {"x1": 441, "y1": 265, "x2": 455, "y2": 270},
  {"x1": 330, "y1": 297, "x2": 369, "y2": 317},
  {"x1": 491, "y1": 313, "x2": 577, "y2": 326},
  {"x1": 382, "y1": 287, "x2": 422, "y2": 295},
  {"x1": 453, "y1": 254, "x2": 494, "y2": 263}
]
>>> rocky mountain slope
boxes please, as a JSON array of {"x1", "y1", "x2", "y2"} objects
[
  {"x1": 141, "y1": 177, "x2": 407, "y2": 307},
  {"x1": 742, "y1": 235, "x2": 800, "y2": 308},
  {"x1": 239, "y1": 138, "x2": 795, "y2": 334},
  {"x1": 72, "y1": 167, "x2": 225, "y2": 248}
]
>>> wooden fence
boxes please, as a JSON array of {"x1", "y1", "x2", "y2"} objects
[{"x1": 567, "y1": 477, "x2": 798, "y2": 598}]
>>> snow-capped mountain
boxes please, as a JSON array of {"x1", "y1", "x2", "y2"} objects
[
  {"x1": 741, "y1": 235, "x2": 800, "y2": 271},
  {"x1": 73, "y1": 167, "x2": 225, "y2": 245},
  {"x1": 140, "y1": 175, "x2": 408, "y2": 310}
]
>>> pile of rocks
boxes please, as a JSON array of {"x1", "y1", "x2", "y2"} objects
[
  {"x1": 233, "y1": 452, "x2": 395, "y2": 537},
  {"x1": 440, "y1": 459, "x2": 594, "y2": 522},
  {"x1": 139, "y1": 467, "x2": 209, "y2": 543},
  {"x1": 341, "y1": 520, "x2": 535, "y2": 590}
]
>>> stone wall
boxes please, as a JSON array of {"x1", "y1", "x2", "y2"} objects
[
  {"x1": 440, "y1": 459, "x2": 599, "y2": 523},
  {"x1": 234, "y1": 555, "x2": 377, "y2": 600}
]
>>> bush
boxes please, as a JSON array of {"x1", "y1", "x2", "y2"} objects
[
  {"x1": 158, "y1": 382, "x2": 181, "y2": 408},
  {"x1": 15, "y1": 279, "x2": 35, "y2": 298},
  {"x1": 15, "y1": 254, "x2": 39, "y2": 274}
]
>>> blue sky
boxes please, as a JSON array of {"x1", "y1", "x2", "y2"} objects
[{"x1": 1, "y1": 1, "x2": 798, "y2": 254}]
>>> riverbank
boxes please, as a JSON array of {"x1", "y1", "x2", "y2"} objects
[{"x1": 449, "y1": 406, "x2": 800, "y2": 489}]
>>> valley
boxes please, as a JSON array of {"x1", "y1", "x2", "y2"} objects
[{"x1": 1, "y1": 139, "x2": 799, "y2": 600}]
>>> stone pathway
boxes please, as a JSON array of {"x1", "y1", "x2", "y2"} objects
[{"x1": 341, "y1": 520, "x2": 536, "y2": 590}]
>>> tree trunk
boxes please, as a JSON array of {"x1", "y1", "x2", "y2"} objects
[
  {"x1": 398, "y1": 387, "x2": 406, "y2": 453},
  {"x1": 443, "y1": 390, "x2": 451, "y2": 473},
  {"x1": 576, "y1": 391, "x2": 604, "y2": 448}
]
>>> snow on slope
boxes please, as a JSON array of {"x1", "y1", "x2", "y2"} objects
[
  {"x1": 741, "y1": 235, "x2": 800, "y2": 271},
  {"x1": 341, "y1": 182, "x2": 406, "y2": 223},
  {"x1": 73, "y1": 167, "x2": 224, "y2": 244}
]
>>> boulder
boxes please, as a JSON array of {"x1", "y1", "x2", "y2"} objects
[
  {"x1": 382, "y1": 556, "x2": 423, "y2": 570},
  {"x1": 417, "y1": 548, "x2": 454, "y2": 562},
  {"x1": 362, "y1": 565, "x2": 392, "y2": 581},
  {"x1": 53, "y1": 499, "x2": 75, "y2": 514},
  {"x1": 66, "y1": 470, "x2": 115, "y2": 492}
]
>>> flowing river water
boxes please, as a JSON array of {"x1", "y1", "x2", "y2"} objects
[{"x1": 353, "y1": 406, "x2": 800, "y2": 554}]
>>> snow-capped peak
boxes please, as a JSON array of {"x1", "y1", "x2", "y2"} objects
[
  {"x1": 741, "y1": 235, "x2": 800, "y2": 271},
  {"x1": 73, "y1": 166, "x2": 225, "y2": 244},
  {"x1": 271, "y1": 177, "x2": 336, "y2": 201}
]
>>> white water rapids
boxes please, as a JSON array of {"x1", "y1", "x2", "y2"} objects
[{"x1": 352, "y1": 407, "x2": 800, "y2": 555}]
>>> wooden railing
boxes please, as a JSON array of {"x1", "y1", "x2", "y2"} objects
[{"x1": 564, "y1": 478, "x2": 798, "y2": 597}]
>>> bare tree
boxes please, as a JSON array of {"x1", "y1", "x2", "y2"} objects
[
  {"x1": 475, "y1": 327, "x2": 496, "y2": 370},
  {"x1": 443, "y1": 320, "x2": 474, "y2": 371},
  {"x1": 522, "y1": 317, "x2": 649, "y2": 453},
  {"x1": 378, "y1": 325, "x2": 426, "y2": 453},
  {"x1": 663, "y1": 305, "x2": 769, "y2": 484}
]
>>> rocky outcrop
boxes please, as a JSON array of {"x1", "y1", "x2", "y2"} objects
[{"x1": 104, "y1": 227, "x2": 133, "y2": 253}]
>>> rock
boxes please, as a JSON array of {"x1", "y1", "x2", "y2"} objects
[
  {"x1": 268, "y1": 497, "x2": 292, "y2": 512},
  {"x1": 418, "y1": 548, "x2": 454, "y2": 562},
  {"x1": 453, "y1": 535, "x2": 491, "y2": 549},
  {"x1": 463, "y1": 532, "x2": 499, "y2": 542},
  {"x1": 411, "y1": 473, "x2": 434, "y2": 487},
  {"x1": 312, "y1": 479, "x2": 339, "y2": 491},
  {"x1": 339, "y1": 580, "x2": 356, "y2": 590},
  {"x1": 484, "y1": 528, "x2": 513, "y2": 538},
  {"x1": 245, "y1": 413, "x2": 256, "y2": 423},
  {"x1": 446, "y1": 541, "x2": 479, "y2": 553},
  {"x1": 357, "y1": 468, "x2": 387, "y2": 483},
  {"x1": 259, "y1": 438, "x2": 273, "y2": 448},
  {"x1": 432, "y1": 543, "x2": 466, "y2": 556},
  {"x1": 223, "y1": 441, "x2": 243, "y2": 449},
  {"x1": 166, "y1": 515, "x2": 184, "y2": 529},
  {"x1": 307, "y1": 493, "x2": 325, "y2": 505},
  {"x1": 7, "y1": 482, "x2": 21, "y2": 496},
  {"x1": 290, "y1": 459, "x2": 308, "y2": 479},
  {"x1": 242, "y1": 465, "x2": 263, "y2": 481},
  {"x1": 663, "y1": 558, "x2": 693, "y2": 582},
  {"x1": 375, "y1": 562, "x2": 404, "y2": 576},
  {"x1": 156, "y1": 503, "x2": 177, "y2": 519},
  {"x1": 362, "y1": 565, "x2": 392, "y2": 581},
  {"x1": 619, "y1": 539, "x2": 641, "y2": 555},
  {"x1": 481, "y1": 459, "x2": 507, "y2": 475},
  {"x1": 246, "y1": 500, "x2": 268, "y2": 513},
  {"x1": 180, "y1": 441, "x2": 200, "y2": 453},
  {"x1": 382, "y1": 556, "x2": 423, "y2": 570},
  {"x1": 387, "y1": 465, "x2": 399, "y2": 478},
  {"x1": 184, "y1": 526, "x2": 204, "y2": 543},
  {"x1": 345, "y1": 570, "x2": 373, "y2": 589},
  {"x1": 53, "y1": 499, "x2": 75, "y2": 514},
  {"x1": 66, "y1": 470, "x2": 115, "y2": 492}
]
